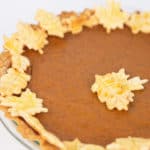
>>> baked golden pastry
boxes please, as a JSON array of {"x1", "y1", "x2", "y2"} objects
[{"x1": 0, "y1": 0, "x2": 150, "y2": 150}]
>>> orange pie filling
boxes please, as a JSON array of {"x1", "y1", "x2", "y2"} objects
[{"x1": 24, "y1": 25, "x2": 150, "y2": 146}]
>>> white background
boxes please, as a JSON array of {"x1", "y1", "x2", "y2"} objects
[{"x1": 0, "y1": 0, "x2": 149, "y2": 150}]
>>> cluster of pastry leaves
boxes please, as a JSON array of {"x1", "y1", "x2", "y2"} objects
[
  {"x1": 3, "y1": 24, "x2": 48, "y2": 55},
  {"x1": 95, "y1": 0, "x2": 129, "y2": 33},
  {"x1": 35, "y1": 8, "x2": 99, "y2": 35},
  {"x1": 17, "y1": 23, "x2": 48, "y2": 54},
  {"x1": 35, "y1": 0, "x2": 150, "y2": 35},
  {"x1": 106, "y1": 137, "x2": 150, "y2": 150},
  {"x1": 63, "y1": 139, "x2": 104, "y2": 150},
  {"x1": 0, "y1": 68, "x2": 30, "y2": 96},
  {"x1": 63, "y1": 138, "x2": 150, "y2": 150},
  {"x1": 91, "y1": 69, "x2": 148, "y2": 111},
  {"x1": 59, "y1": 9, "x2": 98, "y2": 34},
  {"x1": 95, "y1": 0, "x2": 150, "y2": 33},
  {"x1": 126, "y1": 12, "x2": 150, "y2": 34},
  {"x1": 0, "y1": 89, "x2": 48, "y2": 116},
  {"x1": 1, "y1": 25, "x2": 48, "y2": 116},
  {"x1": 35, "y1": 9, "x2": 66, "y2": 38},
  {"x1": 0, "y1": 27, "x2": 48, "y2": 117}
]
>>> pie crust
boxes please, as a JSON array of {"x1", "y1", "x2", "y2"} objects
[{"x1": 0, "y1": 1, "x2": 150, "y2": 150}]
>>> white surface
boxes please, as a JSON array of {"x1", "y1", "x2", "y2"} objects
[
  {"x1": 0, "y1": 119, "x2": 27, "y2": 150},
  {"x1": 0, "y1": 0, "x2": 149, "y2": 150},
  {"x1": 0, "y1": 111, "x2": 40, "y2": 150}
]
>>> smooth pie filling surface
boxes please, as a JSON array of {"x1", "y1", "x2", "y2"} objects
[{"x1": 24, "y1": 25, "x2": 150, "y2": 146}]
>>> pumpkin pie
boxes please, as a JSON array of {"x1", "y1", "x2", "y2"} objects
[{"x1": 0, "y1": 1, "x2": 150, "y2": 150}]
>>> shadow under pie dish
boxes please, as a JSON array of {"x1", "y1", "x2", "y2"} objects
[{"x1": 0, "y1": 0, "x2": 150, "y2": 150}]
